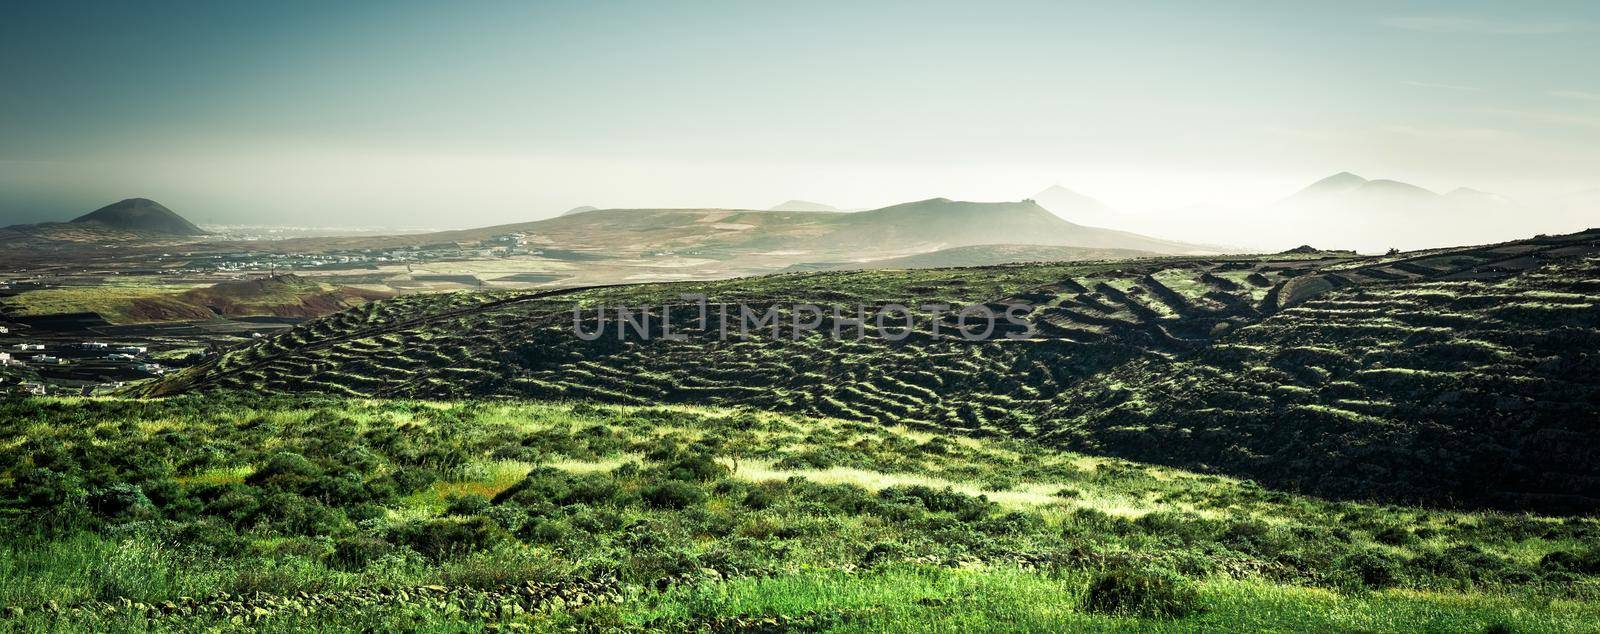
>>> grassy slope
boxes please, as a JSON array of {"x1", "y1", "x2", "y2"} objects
[{"x1": 1, "y1": 396, "x2": 1597, "y2": 631}]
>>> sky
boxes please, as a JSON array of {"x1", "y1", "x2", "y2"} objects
[{"x1": 2, "y1": 0, "x2": 1598, "y2": 229}]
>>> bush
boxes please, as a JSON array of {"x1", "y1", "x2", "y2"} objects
[
  {"x1": 861, "y1": 542, "x2": 908, "y2": 566},
  {"x1": 1539, "y1": 549, "x2": 1600, "y2": 574},
  {"x1": 742, "y1": 487, "x2": 775, "y2": 510},
  {"x1": 1081, "y1": 566, "x2": 1202, "y2": 619},
  {"x1": 1337, "y1": 550, "x2": 1403, "y2": 589},
  {"x1": 1408, "y1": 544, "x2": 1508, "y2": 584},
  {"x1": 642, "y1": 481, "x2": 705, "y2": 510},
  {"x1": 388, "y1": 467, "x2": 439, "y2": 495},
  {"x1": 245, "y1": 452, "x2": 321, "y2": 488},
  {"x1": 663, "y1": 452, "x2": 727, "y2": 482},
  {"x1": 444, "y1": 494, "x2": 491, "y2": 517},
  {"x1": 173, "y1": 517, "x2": 248, "y2": 554},
  {"x1": 1373, "y1": 525, "x2": 1415, "y2": 546},
  {"x1": 493, "y1": 468, "x2": 620, "y2": 507},
  {"x1": 878, "y1": 485, "x2": 992, "y2": 521},
  {"x1": 1134, "y1": 511, "x2": 1219, "y2": 545},
  {"x1": 393, "y1": 516, "x2": 507, "y2": 560},
  {"x1": 255, "y1": 492, "x2": 351, "y2": 537},
  {"x1": 87, "y1": 483, "x2": 156, "y2": 521}
]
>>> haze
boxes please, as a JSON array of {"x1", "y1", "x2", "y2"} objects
[{"x1": 3, "y1": 1, "x2": 1598, "y2": 233}]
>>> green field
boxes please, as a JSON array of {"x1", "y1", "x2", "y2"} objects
[{"x1": 1, "y1": 396, "x2": 1597, "y2": 631}]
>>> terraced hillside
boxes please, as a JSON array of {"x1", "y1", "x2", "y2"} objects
[
  {"x1": 1048, "y1": 244, "x2": 1600, "y2": 512},
  {"x1": 148, "y1": 230, "x2": 1600, "y2": 512}
]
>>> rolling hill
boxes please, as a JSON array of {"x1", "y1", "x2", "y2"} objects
[{"x1": 147, "y1": 229, "x2": 1600, "y2": 513}]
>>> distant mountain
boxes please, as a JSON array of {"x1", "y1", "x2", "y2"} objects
[
  {"x1": 786, "y1": 243, "x2": 1156, "y2": 272},
  {"x1": 1282, "y1": 172, "x2": 1438, "y2": 206},
  {"x1": 560, "y1": 206, "x2": 599, "y2": 216},
  {"x1": 71, "y1": 198, "x2": 206, "y2": 235},
  {"x1": 272, "y1": 198, "x2": 1216, "y2": 263},
  {"x1": 831, "y1": 198, "x2": 1203, "y2": 253},
  {"x1": 1031, "y1": 185, "x2": 1121, "y2": 227},
  {"x1": 769, "y1": 200, "x2": 839, "y2": 212},
  {"x1": 1268, "y1": 172, "x2": 1521, "y2": 252},
  {"x1": 1290, "y1": 171, "x2": 1368, "y2": 197}
]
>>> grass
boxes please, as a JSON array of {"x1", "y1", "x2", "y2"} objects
[{"x1": 0, "y1": 395, "x2": 1597, "y2": 631}]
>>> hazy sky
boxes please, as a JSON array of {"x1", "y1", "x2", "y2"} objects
[{"x1": 3, "y1": 1, "x2": 1597, "y2": 228}]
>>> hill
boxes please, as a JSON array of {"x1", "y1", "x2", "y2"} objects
[
  {"x1": 786, "y1": 243, "x2": 1157, "y2": 271},
  {"x1": 148, "y1": 229, "x2": 1600, "y2": 513},
  {"x1": 71, "y1": 198, "x2": 207, "y2": 235},
  {"x1": 262, "y1": 198, "x2": 1209, "y2": 257}
]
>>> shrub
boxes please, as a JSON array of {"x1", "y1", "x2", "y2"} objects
[
  {"x1": 493, "y1": 468, "x2": 620, "y2": 507},
  {"x1": 878, "y1": 485, "x2": 992, "y2": 521},
  {"x1": 245, "y1": 452, "x2": 321, "y2": 488},
  {"x1": 1373, "y1": 525, "x2": 1415, "y2": 546},
  {"x1": 444, "y1": 494, "x2": 492, "y2": 517},
  {"x1": 255, "y1": 492, "x2": 351, "y2": 537},
  {"x1": 520, "y1": 518, "x2": 571, "y2": 544},
  {"x1": 388, "y1": 467, "x2": 439, "y2": 495},
  {"x1": 979, "y1": 510, "x2": 1047, "y2": 536},
  {"x1": 1221, "y1": 519, "x2": 1289, "y2": 557},
  {"x1": 861, "y1": 542, "x2": 908, "y2": 566},
  {"x1": 791, "y1": 480, "x2": 875, "y2": 515},
  {"x1": 642, "y1": 481, "x2": 705, "y2": 510},
  {"x1": 87, "y1": 483, "x2": 156, "y2": 521},
  {"x1": 663, "y1": 452, "x2": 727, "y2": 482},
  {"x1": 1337, "y1": 550, "x2": 1403, "y2": 589},
  {"x1": 173, "y1": 517, "x2": 248, "y2": 554},
  {"x1": 1134, "y1": 511, "x2": 1219, "y2": 545},
  {"x1": 1081, "y1": 566, "x2": 1202, "y2": 619},
  {"x1": 483, "y1": 504, "x2": 530, "y2": 533},
  {"x1": 742, "y1": 487, "x2": 775, "y2": 510},
  {"x1": 1539, "y1": 549, "x2": 1600, "y2": 575},
  {"x1": 393, "y1": 516, "x2": 508, "y2": 561},
  {"x1": 1408, "y1": 544, "x2": 1508, "y2": 584}
]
